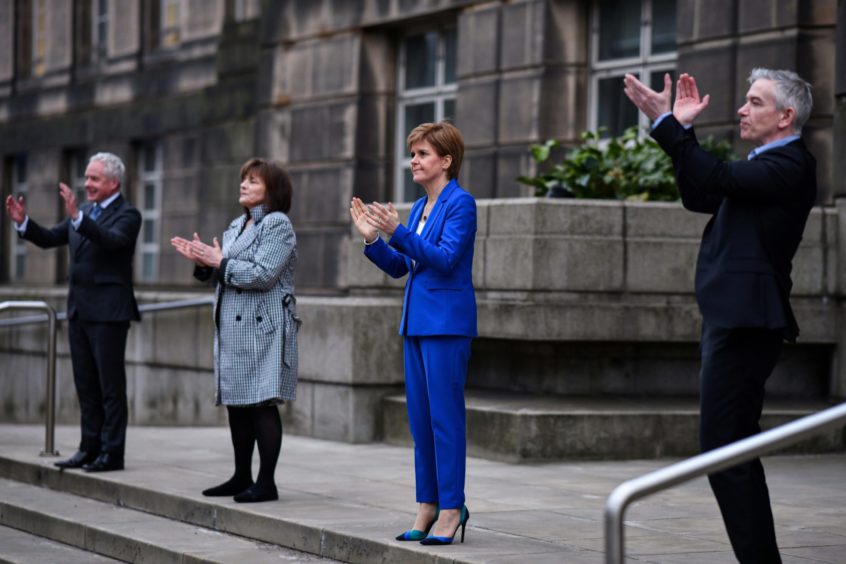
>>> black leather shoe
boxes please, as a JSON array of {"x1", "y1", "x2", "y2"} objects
[
  {"x1": 82, "y1": 453, "x2": 124, "y2": 472},
  {"x1": 54, "y1": 450, "x2": 97, "y2": 469},
  {"x1": 233, "y1": 484, "x2": 278, "y2": 503}
]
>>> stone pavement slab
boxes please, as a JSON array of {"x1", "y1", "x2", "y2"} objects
[{"x1": 0, "y1": 425, "x2": 844, "y2": 563}]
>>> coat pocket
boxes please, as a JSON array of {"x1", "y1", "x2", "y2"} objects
[{"x1": 255, "y1": 301, "x2": 277, "y2": 335}]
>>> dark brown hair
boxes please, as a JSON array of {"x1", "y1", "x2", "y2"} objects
[
  {"x1": 406, "y1": 121, "x2": 465, "y2": 180},
  {"x1": 239, "y1": 158, "x2": 292, "y2": 214}
]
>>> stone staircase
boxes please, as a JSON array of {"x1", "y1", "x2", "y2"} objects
[
  {"x1": 0, "y1": 478, "x2": 331, "y2": 563},
  {"x1": 382, "y1": 392, "x2": 846, "y2": 462}
]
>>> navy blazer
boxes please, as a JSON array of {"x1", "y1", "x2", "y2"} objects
[
  {"x1": 651, "y1": 116, "x2": 816, "y2": 342},
  {"x1": 21, "y1": 196, "x2": 142, "y2": 322},
  {"x1": 364, "y1": 179, "x2": 477, "y2": 337}
]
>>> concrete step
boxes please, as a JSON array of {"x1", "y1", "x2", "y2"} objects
[
  {"x1": 382, "y1": 392, "x2": 846, "y2": 462},
  {"x1": 0, "y1": 523, "x2": 121, "y2": 564},
  {"x1": 0, "y1": 451, "x2": 569, "y2": 564},
  {"x1": 0, "y1": 478, "x2": 337, "y2": 563}
]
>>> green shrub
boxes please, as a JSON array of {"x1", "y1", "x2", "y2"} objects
[{"x1": 517, "y1": 126, "x2": 735, "y2": 201}]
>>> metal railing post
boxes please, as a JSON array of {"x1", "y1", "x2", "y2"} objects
[
  {"x1": 604, "y1": 402, "x2": 846, "y2": 563},
  {"x1": 0, "y1": 300, "x2": 60, "y2": 457},
  {"x1": 0, "y1": 296, "x2": 214, "y2": 456}
]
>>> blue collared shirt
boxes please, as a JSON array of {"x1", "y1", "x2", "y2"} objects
[{"x1": 747, "y1": 135, "x2": 801, "y2": 160}]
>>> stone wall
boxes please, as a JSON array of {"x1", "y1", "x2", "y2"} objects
[{"x1": 1, "y1": 199, "x2": 841, "y2": 442}]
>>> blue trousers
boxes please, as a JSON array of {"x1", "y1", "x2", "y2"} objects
[{"x1": 403, "y1": 336, "x2": 472, "y2": 509}]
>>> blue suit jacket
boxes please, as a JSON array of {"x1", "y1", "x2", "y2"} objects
[{"x1": 364, "y1": 179, "x2": 477, "y2": 337}]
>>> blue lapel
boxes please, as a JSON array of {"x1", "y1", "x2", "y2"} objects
[{"x1": 419, "y1": 179, "x2": 457, "y2": 240}]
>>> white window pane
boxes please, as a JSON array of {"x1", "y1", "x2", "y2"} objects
[
  {"x1": 444, "y1": 27, "x2": 457, "y2": 84},
  {"x1": 650, "y1": 69, "x2": 675, "y2": 92},
  {"x1": 144, "y1": 183, "x2": 157, "y2": 210},
  {"x1": 404, "y1": 103, "x2": 436, "y2": 139},
  {"x1": 143, "y1": 145, "x2": 157, "y2": 172},
  {"x1": 143, "y1": 252, "x2": 156, "y2": 281},
  {"x1": 597, "y1": 75, "x2": 639, "y2": 137},
  {"x1": 404, "y1": 32, "x2": 437, "y2": 89},
  {"x1": 15, "y1": 254, "x2": 25, "y2": 279},
  {"x1": 143, "y1": 219, "x2": 157, "y2": 244},
  {"x1": 443, "y1": 98, "x2": 456, "y2": 123},
  {"x1": 598, "y1": 0, "x2": 642, "y2": 61},
  {"x1": 651, "y1": 0, "x2": 677, "y2": 54}
]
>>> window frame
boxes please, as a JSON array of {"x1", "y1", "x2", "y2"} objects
[
  {"x1": 394, "y1": 25, "x2": 458, "y2": 203},
  {"x1": 136, "y1": 142, "x2": 162, "y2": 283},
  {"x1": 10, "y1": 155, "x2": 28, "y2": 281},
  {"x1": 588, "y1": 0, "x2": 677, "y2": 135},
  {"x1": 93, "y1": 0, "x2": 109, "y2": 61},
  {"x1": 31, "y1": 0, "x2": 47, "y2": 77},
  {"x1": 159, "y1": 0, "x2": 181, "y2": 49}
]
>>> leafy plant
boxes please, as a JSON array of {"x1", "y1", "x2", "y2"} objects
[{"x1": 517, "y1": 126, "x2": 735, "y2": 201}]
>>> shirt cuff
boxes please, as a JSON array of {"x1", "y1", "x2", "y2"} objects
[
  {"x1": 652, "y1": 112, "x2": 693, "y2": 131},
  {"x1": 71, "y1": 211, "x2": 84, "y2": 230},
  {"x1": 651, "y1": 112, "x2": 672, "y2": 130},
  {"x1": 364, "y1": 234, "x2": 380, "y2": 246},
  {"x1": 15, "y1": 216, "x2": 29, "y2": 233}
]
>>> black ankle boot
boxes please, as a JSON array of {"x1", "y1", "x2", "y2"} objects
[
  {"x1": 202, "y1": 477, "x2": 254, "y2": 497},
  {"x1": 233, "y1": 483, "x2": 278, "y2": 503}
]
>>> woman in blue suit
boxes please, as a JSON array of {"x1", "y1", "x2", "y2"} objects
[{"x1": 350, "y1": 121, "x2": 476, "y2": 545}]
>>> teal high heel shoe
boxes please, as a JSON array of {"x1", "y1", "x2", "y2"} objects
[
  {"x1": 395, "y1": 507, "x2": 440, "y2": 541},
  {"x1": 419, "y1": 505, "x2": 469, "y2": 545}
]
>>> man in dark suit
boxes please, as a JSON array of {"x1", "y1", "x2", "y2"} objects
[
  {"x1": 624, "y1": 69, "x2": 816, "y2": 563},
  {"x1": 5, "y1": 152, "x2": 142, "y2": 473}
]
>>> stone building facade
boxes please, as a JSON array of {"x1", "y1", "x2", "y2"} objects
[
  {"x1": 1, "y1": 1, "x2": 845, "y2": 452},
  {"x1": 1, "y1": 0, "x2": 843, "y2": 291}
]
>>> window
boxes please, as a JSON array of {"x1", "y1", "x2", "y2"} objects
[
  {"x1": 160, "y1": 0, "x2": 180, "y2": 48},
  {"x1": 69, "y1": 150, "x2": 88, "y2": 205},
  {"x1": 31, "y1": 0, "x2": 47, "y2": 77},
  {"x1": 137, "y1": 142, "x2": 162, "y2": 283},
  {"x1": 10, "y1": 155, "x2": 28, "y2": 281},
  {"x1": 589, "y1": 0, "x2": 677, "y2": 136},
  {"x1": 232, "y1": 0, "x2": 259, "y2": 21},
  {"x1": 94, "y1": 0, "x2": 108, "y2": 60},
  {"x1": 395, "y1": 26, "x2": 457, "y2": 202}
]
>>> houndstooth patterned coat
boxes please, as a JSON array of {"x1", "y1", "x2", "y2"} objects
[{"x1": 195, "y1": 206, "x2": 299, "y2": 406}]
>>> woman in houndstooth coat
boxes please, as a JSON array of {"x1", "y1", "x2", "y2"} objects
[{"x1": 171, "y1": 158, "x2": 298, "y2": 503}]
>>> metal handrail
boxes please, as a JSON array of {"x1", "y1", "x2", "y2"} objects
[
  {"x1": 0, "y1": 296, "x2": 215, "y2": 328},
  {"x1": 0, "y1": 301, "x2": 59, "y2": 456},
  {"x1": 604, "y1": 401, "x2": 846, "y2": 563},
  {"x1": 0, "y1": 296, "x2": 214, "y2": 456}
]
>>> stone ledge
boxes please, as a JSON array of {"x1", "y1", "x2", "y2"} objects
[{"x1": 382, "y1": 392, "x2": 846, "y2": 462}]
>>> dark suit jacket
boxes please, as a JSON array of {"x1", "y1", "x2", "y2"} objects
[
  {"x1": 21, "y1": 195, "x2": 142, "y2": 322},
  {"x1": 651, "y1": 115, "x2": 816, "y2": 343}
]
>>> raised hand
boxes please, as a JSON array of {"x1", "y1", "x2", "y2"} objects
[
  {"x1": 365, "y1": 201, "x2": 400, "y2": 236},
  {"x1": 350, "y1": 197, "x2": 378, "y2": 242},
  {"x1": 171, "y1": 233, "x2": 201, "y2": 265},
  {"x1": 673, "y1": 73, "x2": 710, "y2": 126},
  {"x1": 623, "y1": 73, "x2": 672, "y2": 121},
  {"x1": 58, "y1": 183, "x2": 80, "y2": 220},
  {"x1": 4, "y1": 194, "x2": 26, "y2": 224}
]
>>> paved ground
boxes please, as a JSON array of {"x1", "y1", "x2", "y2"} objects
[{"x1": 0, "y1": 424, "x2": 844, "y2": 563}]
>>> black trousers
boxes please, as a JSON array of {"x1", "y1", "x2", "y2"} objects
[
  {"x1": 67, "y1": 319, "x2": 130, "y2": 458},
  {"x1": 699, "y1": 323, "x2": 783, "y2": 564}
]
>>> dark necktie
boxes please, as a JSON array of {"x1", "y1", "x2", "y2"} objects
[{"x1": 89, "y1": 204, "x2": 103, "y2": 220}]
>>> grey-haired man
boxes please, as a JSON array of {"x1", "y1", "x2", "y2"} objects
[
  {"x1": 624, "y1": 69, "x2": 816, "y2": 563},
  {"x1": 5, "y1": 152, "x2": 142, "y2": 472}
]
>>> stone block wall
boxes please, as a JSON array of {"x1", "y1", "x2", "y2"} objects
[{"x1": 0, "y1": 198, "x2": 842, "y2": 440}]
